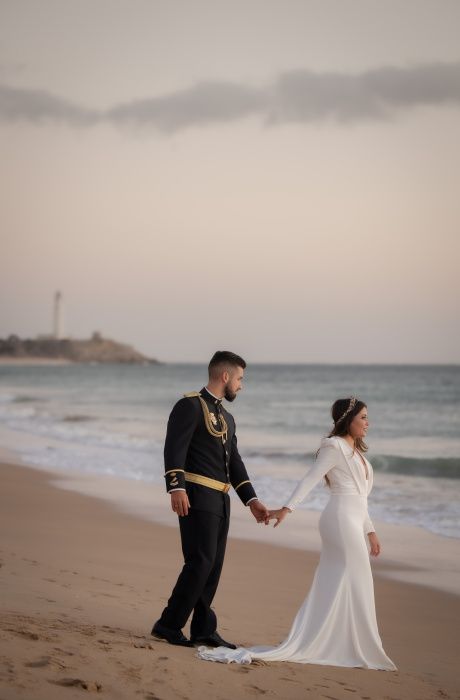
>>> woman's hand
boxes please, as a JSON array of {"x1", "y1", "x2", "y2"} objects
[
  {"x1": 268, "y1": 507, "x2": 291, "y2": 528},
  {"x1": 368, "y1": 531, "x2": 381, "y2": 557}
]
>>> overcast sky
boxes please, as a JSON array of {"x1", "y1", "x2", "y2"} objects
[{"x1": 1, "y1": 0, "x2": 459, "y2": 363}]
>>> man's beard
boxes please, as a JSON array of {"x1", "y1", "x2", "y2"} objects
[{"x1": 224, "y1": 386, "x2": 237, "y2": 402}]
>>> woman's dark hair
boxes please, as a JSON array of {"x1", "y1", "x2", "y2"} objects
[
  {"x1": 322, "y1": 397, "x2": 368, "y2": 486},
  {"x1": 328, "y1": 398, "x2": 368, "y2": 452}
]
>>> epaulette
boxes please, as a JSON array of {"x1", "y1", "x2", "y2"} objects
[{"x1": 183, "y1": 391, "x2": 201, "y2": 398}]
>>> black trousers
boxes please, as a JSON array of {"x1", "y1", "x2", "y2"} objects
[{"x1": 158, "y1": 508, "x2": 230, "y2": 637}]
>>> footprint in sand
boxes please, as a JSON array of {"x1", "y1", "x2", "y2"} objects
[
  {"x1": 24, "y1": 656, "x2": 50, "y2": 668},
  {"x1": 97, "y1": 639, "x2": 112, "y2": 651},
  {"x1": 246, "y1": 685, "x2": 269, "y2": 695},
  {"x1": 133, "y1": 639, "x2": 155, "y2": 649},
  {"x1": 49, "y1": 677, "x2": 103, "y2": 692},
  {"x1": 93, "y1": 592, "x2": 118, "y2": 598},
  {"x1": 70, "y1": 626, "x2": 97, "y2": 638},
  {"x1": 10, "y1": 629, "x2": 40, "y2": 641},
  {"x1": 53, "y1": 647, "x2": 74, "y2": 657},
  {"x1": 3, "y1": 659, "x2": 15, "y2": 678}
]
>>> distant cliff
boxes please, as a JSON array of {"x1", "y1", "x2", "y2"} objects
[{"x1": 0, "y1": 333, "x2": 159, "y2": 364}]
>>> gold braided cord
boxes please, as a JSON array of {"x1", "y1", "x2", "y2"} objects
[
  {"x1": 165, "y1": 468, "x2": 185, "y2": 475},
  {"x1": 183, "y1": 391, "x2": 228, "y2": 441},
  {"x1": 235, "y1": 480, "x2": 250, "y2": 491},
  {"x1": 198, "y1": 396, "x2": 228, "y2": 441}
]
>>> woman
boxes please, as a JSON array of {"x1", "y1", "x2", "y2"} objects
[{"x1": 198, "y1": 397, "x2": 396, "y2": 670}]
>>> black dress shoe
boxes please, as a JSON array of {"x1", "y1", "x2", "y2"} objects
[
  {"x1": 191, "y1": 631, "x2": 237, "y2": 649},
  {"x1": 151, "y1": 621, "x2": 194, "y2": 647}
]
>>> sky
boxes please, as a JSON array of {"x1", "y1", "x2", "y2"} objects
[{"x1": 1, "y1": 0, "x2": 459, "y2": 363}]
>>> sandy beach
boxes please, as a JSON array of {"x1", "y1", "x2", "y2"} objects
[{"x1": 1, "y1": 459, "x2": 459, "y2": 700}]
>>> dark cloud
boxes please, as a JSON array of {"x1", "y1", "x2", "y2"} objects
[
  {"x1": 1, "y1": 62, "x2": 459, "y2": 131},
  {"x1": 269, "y1": 62, "x2": 460, "y2": 124},
  {"x1": 106, "y1": 81, "x2": 266, "y2": 132},
  {"x1": 0, "y1": 84, "x2": 98, "y2": 125}
]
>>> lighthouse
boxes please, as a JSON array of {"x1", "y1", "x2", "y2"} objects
[{"x1": 53, "y1": 291, "x2": 63, "y2": 339}]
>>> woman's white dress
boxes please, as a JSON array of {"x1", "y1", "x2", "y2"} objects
[{"x1": 198, "y1": 436, "x2": 396, "y2": 670}]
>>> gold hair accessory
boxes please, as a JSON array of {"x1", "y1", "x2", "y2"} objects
[{"x1": 335, "y1": 397, "x2": 357, "y2": 425}]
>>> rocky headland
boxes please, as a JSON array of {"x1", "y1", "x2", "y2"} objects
[{"x1": 0, "y1": 333, "x2": 158, "y2": 364}]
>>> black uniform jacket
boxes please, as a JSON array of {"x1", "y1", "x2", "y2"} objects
[{"x1": 163, "y1": 387, "x2": 257, "y2": 517}]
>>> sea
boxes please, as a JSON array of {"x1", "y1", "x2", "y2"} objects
[{"x1": 0, "y1": 363, "x2": 459, "y2": 539}]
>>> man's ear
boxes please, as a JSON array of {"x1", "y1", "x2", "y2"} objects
[{"x1": 222, "y1": 370, "x2": 230, "y2": 383}]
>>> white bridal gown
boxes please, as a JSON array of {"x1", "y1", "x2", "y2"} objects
[{"x1": 198, "y1": 436, "x2": 396, "y2": 670}]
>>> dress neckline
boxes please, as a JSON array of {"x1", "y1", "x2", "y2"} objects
[{"x1": 337, "y1": 437, "x2": 369, "y2": 481}]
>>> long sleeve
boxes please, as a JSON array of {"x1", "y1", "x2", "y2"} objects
[
  {"x1": 163, "y1": 397, "x2": 199, "y2": 493},
  {"x1": 363, "y1": 511, "x2": 375, "y2": 534},
  {"x1": 363, "y1": 462, "x2": 375, "y2": 534},
  {"x1": 228, "y1": 430, "x2": 257, "y2": 506},
  {"x1": 284, "y1": 444, "x2": 337, "y2": 512}
]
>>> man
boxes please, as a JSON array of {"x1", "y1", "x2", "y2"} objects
[{"x1": 152, "y1": 351, "x2": 269, "y2": 648}]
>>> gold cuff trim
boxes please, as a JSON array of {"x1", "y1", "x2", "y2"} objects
[
  {"x1": 165, "y1": 469, "x2": 185, "y2": 476},
  {"x1": 235, "y1": 480, "x2": 251, "y2": 491},
  {"x1": 185, "y1": 472, "x2": 231, "y2": 494}
]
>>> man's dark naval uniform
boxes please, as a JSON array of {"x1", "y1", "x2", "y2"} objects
[{"x1": 156, "y1": 387, "x2": 258, "y2": 643}]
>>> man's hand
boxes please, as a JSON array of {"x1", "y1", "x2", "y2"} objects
[
  {"x1": 249, "y1": 499, "x2": 270, "y2": 525},
  {"x1": 170, "y1": 490, "x2": 191, "y2": 517}
]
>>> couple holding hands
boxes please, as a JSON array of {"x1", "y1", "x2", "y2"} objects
[{"x1": 151, "y1": 351, "x2": 395, "y2": 670}]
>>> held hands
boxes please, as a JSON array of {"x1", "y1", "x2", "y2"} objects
[
  {"x1": 249, "y1": 499, "x2": 270, "y2": 524},
  {"x1": 268, "y1": 507, "x2": 291, "y2": 527},
  {"x1": 171, "y1": 493, "x2": 272, "y2": 523},
  {"x1": 367, "y1": 531, "x2": 381, "y2": 557}
]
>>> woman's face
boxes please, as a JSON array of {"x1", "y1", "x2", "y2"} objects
[{"x1": 348, "y1": 406, "x2": 369, "y2": 440}]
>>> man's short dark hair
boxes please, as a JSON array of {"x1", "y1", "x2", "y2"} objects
[{"x1": 208, "y1": 351, "x2": 246, "y2": 378}]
